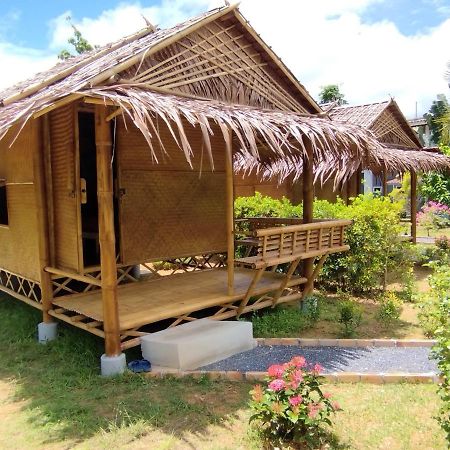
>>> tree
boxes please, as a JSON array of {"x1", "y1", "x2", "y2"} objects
[
  {"x1": 419, "y1": 145, "x2": 450, "y2": 206},
  {"x1": 318, "y1": 84, "x2": 348, "y2": 106},
  {"x1": 58, "y1": 18, "x2": 93, "y2": 60},
  {"x1": 423, "y1": 94, "x2": 449, "y2": 145}
]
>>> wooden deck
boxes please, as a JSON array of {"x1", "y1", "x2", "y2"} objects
[{"x1": 52, "y1": 267, "x2": 307, "y2": 332}]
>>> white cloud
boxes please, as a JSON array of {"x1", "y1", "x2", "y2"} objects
[
  {"x1": 0, "y1": 43, "x2": 56, "y2": 91},
  {"x1": 0, "y1": 0, "x2": 448, "y2": 118},
  {"x1": 238, "y1": 0, "x2": 450, "y2": 117}
]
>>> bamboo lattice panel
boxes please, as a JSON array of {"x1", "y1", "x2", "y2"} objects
[
  {"x1": 372, "y1": 108, "x2": 417, "y2": 148},
  {"x1": 49, "y1": 105, "x2": 81, "y2": 272},
  {"x1": 119, "y1": 170, "x2": 227, "y2": 264},
  {"x1": 121, "y1": 15, "x2": 308, "y2": 112}
]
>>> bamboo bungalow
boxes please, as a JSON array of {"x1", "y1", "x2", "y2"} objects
[{"x1": 0, "y1": 5, "x2": 387, "y2": 374}]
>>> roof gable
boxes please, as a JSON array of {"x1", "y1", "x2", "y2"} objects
[
  {"x1": 117, "y1": 9, "x2": 318, "y2": 113},
  {"x1": 0, "y1": 5, "x2": 320, "y2": 119},
  {"x1": 329, "y1": 100, "x2": 421, "y2": 149}
]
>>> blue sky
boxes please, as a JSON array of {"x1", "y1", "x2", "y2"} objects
[{"x1": 0, "y1": 0, "x2": 449, "y2": 116}]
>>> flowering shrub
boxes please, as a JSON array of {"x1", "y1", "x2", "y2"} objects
[
  {"x1": 417, "y1": 201, "x2": 450, "y2": 235},
  {"x1": 249, "y1": 357, "x2": 340, "y2": 447}
]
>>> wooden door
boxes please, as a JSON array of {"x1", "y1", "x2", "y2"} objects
[{"x1": 48, "y1": 105, "x2": 83, "y2": 272}]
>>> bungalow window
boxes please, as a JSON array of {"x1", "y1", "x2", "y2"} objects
[{"x1": 0, "y1": 179, "x2": 8, "y2": 225}]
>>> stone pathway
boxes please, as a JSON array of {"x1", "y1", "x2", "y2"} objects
[{"x1": 201, "y1": 345, "x2": 437, "y2": 374}]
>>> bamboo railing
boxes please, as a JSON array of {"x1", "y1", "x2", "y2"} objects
[{"x1": 235, "y1": 219, "x2": 352, "y2": 269}]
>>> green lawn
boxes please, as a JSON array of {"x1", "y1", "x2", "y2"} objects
[
  {"x1": 400, "y1": 223, "x2": 450, "y2": 239},
  {"x1": 0, "y1": 293, "x2": 446, "y2": 448}
]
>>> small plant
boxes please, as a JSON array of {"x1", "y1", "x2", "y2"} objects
[
  {"x1": 249, "y1": 357, "x2": 340, "y2": 448},
  {"x1": 300, "y1": 294, "x2": 321, "y2": 322},
  {"x1": 338, "y1": 299, "x2": 362, "y2": 337},
  {"x1": 436, "y1": 235, "x2": 450, "y2": 252},
  {"x1": 249, "y1": 307, "x2": 311, "y2": 338},
  {"x1": 377, "y1": 292, "x2": 403, "y2": 325}
]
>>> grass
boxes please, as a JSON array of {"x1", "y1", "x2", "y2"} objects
[
  {"x1": 247, "y1": 266, "x2": 431, "y2": 340},
  {"x1": 0, "y1": 293, "x2": 446, "y2": 448},
  {"x1": 400, "y1": 223, "x2": 450, "y2": 239}
]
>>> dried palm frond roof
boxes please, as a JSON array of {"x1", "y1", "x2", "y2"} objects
[
  {"x1": 236, "y1": 143, "x2": 450, "y2": 190},
  {"x1": 328, "y1": 99, "x2": 421, "y2": 149},
  {"x1": 82, "y1": 85, "x2": 382, "y2": 169},
  {"x1": 0, "y1": 3, "x2": 323, "y2": 141},
  {"x1": 0, "y1": 4, "x2": 385, "y2": 174}
]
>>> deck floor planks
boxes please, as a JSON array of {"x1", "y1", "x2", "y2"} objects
[{"x1": 52, "y1": 268, "x2": 306, "y2": 330}]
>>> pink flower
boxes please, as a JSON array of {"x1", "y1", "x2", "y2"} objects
[
  {"x1": 291, "y1": 356, "x2": 307, "y2": 368},
  {"x1": 292, "y1": 370, "x2": 304, "y2": 382},
  {"x1": 332, "y1": 401, "x2": 341, "y2": 410},
  {"x1": 312, "y1": 363, "x2": 324, "y2": 374},
  {"x1": 267, "y1": 364, "x2": 284, "y2": 378},
  {"x1": 268, "y1": 378, "x2": 286, "y2": 392},
  {"x1": 289, "y1": 395, "x2": 303, "y2": 406},
  {"x1": 323, "y1": 392, "x2": 332, "y2": 399},
  {"x1": 307, "y1": 402, "x2": 323, "y2": 418},
  {"x1": 307, "y1": 403, "x2": 320, "y2": 418}
]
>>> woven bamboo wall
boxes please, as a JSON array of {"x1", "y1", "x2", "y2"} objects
[
  {"x1": 49, "y1": 104, "x2": 81, "y2": 272},
  {"x1": 234, "y1": 172, "x2": 292, "y2": 200},
  {"x1": 117, "y1": 116, "x2": 227, "y2": 264},
  {"x1": 0, "y1": 121, "x2": 41, "y2": 281}
]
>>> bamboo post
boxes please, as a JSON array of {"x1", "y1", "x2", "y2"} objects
[
  {"x1": 35, "y1": 117, "x2": 53, "y2": 322},
  {"x1": 302, "y1": 141, "x2": 314, "y2": 286},
  {"x1": 225, "y1": 128, "x2": 234, "y2": 296},
  {"x1": 382, "y1": 171, "x2": 388, "y2": 196},
  {"x1": 410, "y1": 170, "x2": 417, "y2": 244},
  {"x1": 95, "y1": 105, "x2": 121, "y2": 357}
]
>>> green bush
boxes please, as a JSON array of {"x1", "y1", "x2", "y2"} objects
[
  {"x1": 249, "y1": 307, "x2": 311, "y2": 338},
  {"x1": 319, "y1": 195, "x2": 408, "y2": 293},
  {"x1": 235, "y1": 193, "x2": 413, "y2": 294},
  {"x1": 338, "y1": 299, "x2": 362, "y2": 337},
  {"x1": 377, "y1": 292, "x2": 403, "y2": 325},
  {"x1": 234, "y1": 192, "x2": 302, "y2": 219},
  {"x1": 418, "y1": 263, "x2": 450, "y2": 443}
]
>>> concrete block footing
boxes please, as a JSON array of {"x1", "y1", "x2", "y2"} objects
[
  {"x1": 38, "y1": 321, "x2": 58, "y2": 343},
  {"x1": 100, "y1": 353, "x2": 126, "y2": 377}
]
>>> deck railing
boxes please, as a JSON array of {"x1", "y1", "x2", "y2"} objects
[{"x1": 235, "y1": 219, "x2": 352, "y2": 269}]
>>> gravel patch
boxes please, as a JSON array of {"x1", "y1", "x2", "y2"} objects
[{"x1": 200, "y1": 346, "x2": 437, "y2": 374}]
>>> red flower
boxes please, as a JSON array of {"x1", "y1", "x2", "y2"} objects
[
  {"x1": 267, "y1": 364, "x2": 284, "y2": 378},
  {"x1": 291, "y1": 356, "x2": 307, "y2": 368}
]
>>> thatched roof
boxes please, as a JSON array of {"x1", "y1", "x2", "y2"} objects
[
  {"x1": 328, "y1": 99, "x2": 422, "y2": 149},
  {"x1": 0, "y1": 4, "x2": 386, "y2": 176},
  {"x1": 84, "y1": 86, "x2": 382, "y2": 169}
]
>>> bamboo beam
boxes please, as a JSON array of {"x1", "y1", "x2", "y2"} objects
[
  {"x1": 225, "y1": 127, "x2": 235, "y2": 296},
  {"x1": 302, "y1": 140, "x2": 314, "y2": 287},
  {"x1": 45, "y1": 266, "x2": 102, "y2": 286},
  {"x1": 411, "y1": 170, "x2": 417, "y2": 244},
  {"x1": 42, "y1": 115, "x2": 55, "y2": 265},
  {"x1": 382, "y1": 171, "x2": 388, "y2": 196},
  {"x1": 34, "y1": 118, "x2": 53, "y2": 322},
  {"x1": 95, "y1": 105, "x2": 121, "y2": 356}
]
